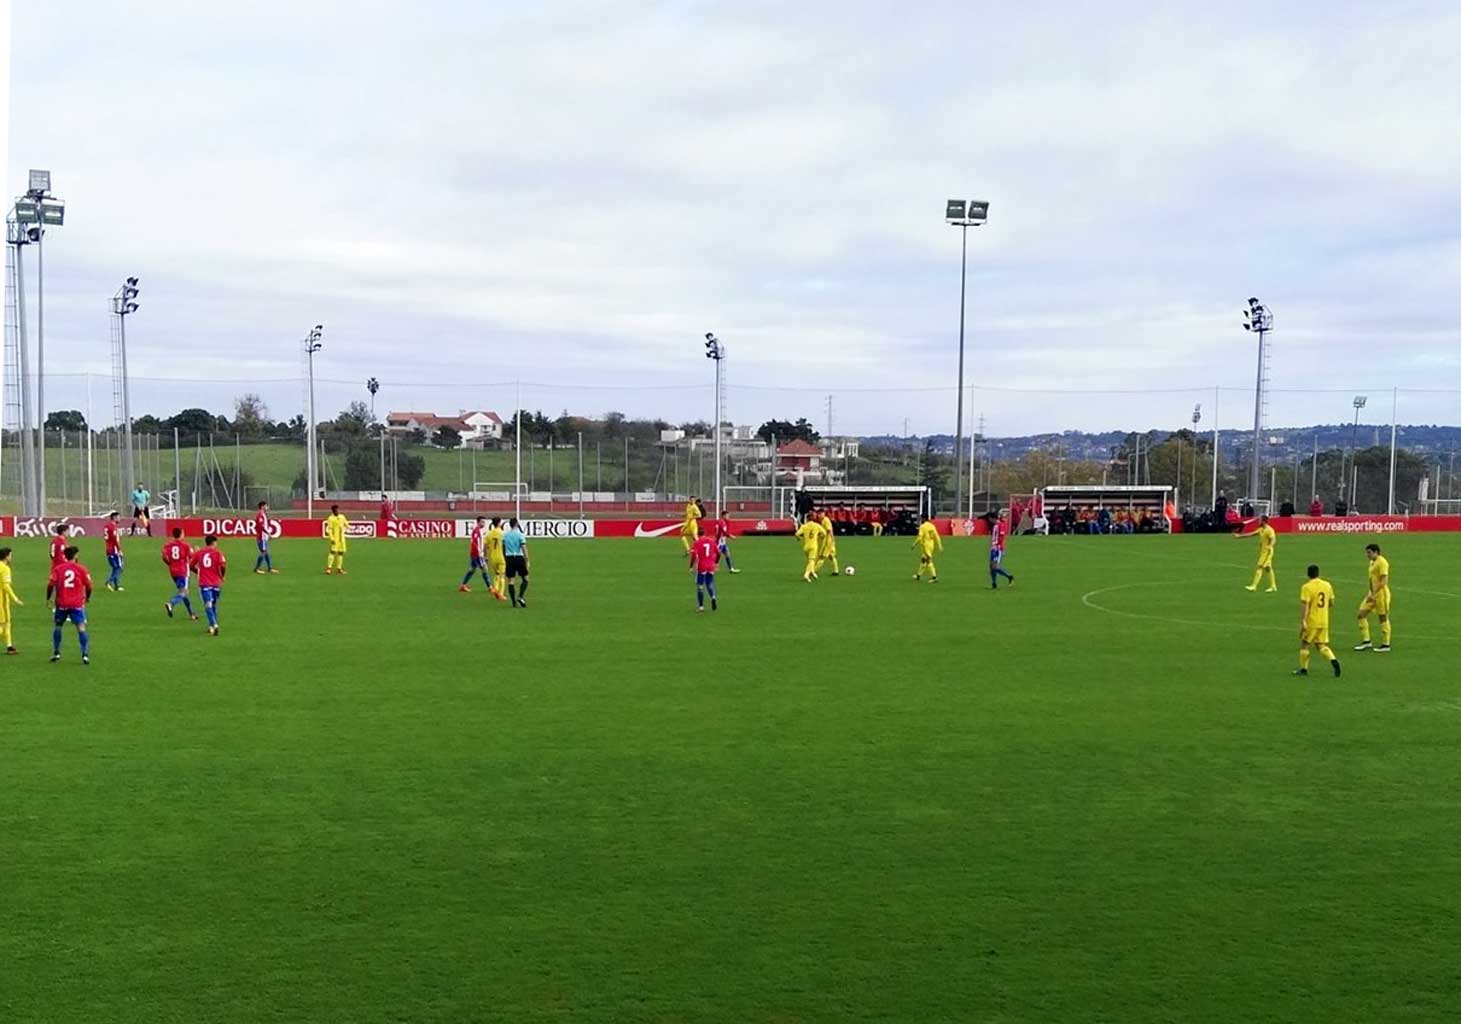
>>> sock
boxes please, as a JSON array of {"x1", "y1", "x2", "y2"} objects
[
  {"x1": 990, "y1": 568, "x2": 999, "y2": 588},
  {"x1": 461, "y1": 569, "x2": 475, "y2": 586},
  {"x1": 255, "y1": 556, "x2": 265, "y2": 571},
  {"x1": 722, "y1": 551, "x2": 734, "y2": 570},
  {"x1": 1298, "y1": 648, "x2": 1311, "y2": 671},
  {"x1": 1265, "y1": 568, "x2": 1277, "y2": 588},
  {"x1": 169, "y1": 594, "x2": 183, "y2": 608},
  {"x1": 696, "y1": 586, "x2": 704, "y2": 609},
  {"x1": 2, "y1": 622, "x2": 10, "y2": 647},
  {"x1": 1359, "y1": 619, "x2": 1371, "y2": 641},
  {"x1": 508, "y1": 584, "x2": 517, "y2": 604},
  {"x1": 1319, "y1": 645, "x2": 1336, "y2": 662},
  {"x1": 831, "y1": 557, "x2": 840, "y2": 574},
  {"x1": 79, "y1": 629, "x2": 90, "y2": 657},
  {"x1": 206, "y1": 602, "x2": 218, "y2": 628},
  {"x1": 53, "y1": 627, "x2": 62, "y2": 655},
  {"x1": 928, "y1": 560, "x2": 937, "y2": 577},
  {"x1": 518, "y1": 578, "x2": 528, "y2": 598},
  {"x1": 183, "y1": 597, "x2": 194, "y2": 616},
  {"x1": 1381, "y1": 621, "x2": 1392, "y2": 645},
  {"x1": 707, "y1": 580, "x2": 717, "y2": 608},
  {"x1": 805, "y1": 557, "x2": 817, "y2": 578},
  {"x1": 265, "y1": 553, "x2": 273, "y2": 570},
  {"x1": 1250, "y1": 570, "x2": 1263, "y2": 587}
]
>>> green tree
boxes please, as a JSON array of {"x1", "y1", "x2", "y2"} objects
[
  {"x1": 233, "y1": 394, "x2": 271, "y2": 436},
  {"x1": 434, "y1": 426, "x2": 461, "y2": 450},
  {"x1": 45, "y1": 410, "x2": 86, "y2": 431},
  {"x1": 167, "y1": 408, "x2": 219, "y2": 435},
  {"x1": 757, "y1": 418, "x2": 820, "y2": 443}
]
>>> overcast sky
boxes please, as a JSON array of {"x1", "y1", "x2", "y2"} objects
[{"x1": 8, "y1": 1, "x2": 1461, "y2": 437}]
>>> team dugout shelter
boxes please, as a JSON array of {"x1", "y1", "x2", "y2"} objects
[
  {"x1": 784, "y1": 485, "x2": 932, "y2": 535},
  {"x1": 1036, "y1": 485, "x2": 1176, "y2": 534}
]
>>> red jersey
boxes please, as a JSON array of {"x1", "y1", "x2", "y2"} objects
[
  {"x1": 991, "y1": 520, "x2": 1007, "y2": 552},
  {"x1": 162, "y1": 539, "x2": 194, "y2": 578},
  {"x1": 255, "y1": 510, "x2": 269, "y2": 537},
  {"x1": 713, "y1": 519, "x2": 731, "y2": 541},
  {"x1": 469, "y1": 526, "x2": 485, "y2": 560},
  {"x1": 104, "y1": 522, "x2": 122, "y2": 556},
  {"x1": 50, "y1": 535, "x2": 67, "y2": 566},
  {"x1": 191, "y1": 546, "x2": 227, "y2": 588},
  {"x1": 49, "y1": 559, "x2": 93, "y2": 609},
  {"x1": 691, "y1": 536, "x2": 719, "y2": 573},
  {"x1": 380, "y1": 498, "x2": 394, "y2": 520}
]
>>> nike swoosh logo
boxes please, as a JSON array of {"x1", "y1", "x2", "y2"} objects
[{"x1": 633, "y1": 523, "x2": 682, "y2": 538}]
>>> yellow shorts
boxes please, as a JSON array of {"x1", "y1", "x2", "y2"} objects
[
  {"x1": 1361, "y1": 588, "x2": 1392, "y2": 616},
  {"x1": 329, "y1": 544, "x2": 347, "y2": 555},
  {"x1": 490, "y1": 559, "x2": 506, "y2": 577},
  {"x1": 1303, "y1": 626, "x2": 1330, "y2": 646},
  {"x1": 1257, "y1": 556, "x2": 1273, "y2": 570}
]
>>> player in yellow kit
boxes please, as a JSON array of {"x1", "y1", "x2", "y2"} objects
[
  {"x1": 324, "y1": 505, "x2": 349, "y2": 574},
  {"x1": 681, "y1": 497, "x2": 703, "y2": 553},
  {"x1": 485, "y1": 518, "x2": 508, "y2": 601},
  {"x1": 0, "y1": 547, "x2": 22, "y2": 654},
  {"x1": 796, "y1": 516, "x2": 827, "y2": 582},
  {"x1": 1295, "y1": 563, "x2": 1342, "y2": 677},
  {"x1": 913, "y1": 514, "x2": 942, "y2": 582},
  {"x1": 1354, "y1": 543, "x2": 1392, "y2": 652},
  {"x1": 1239, "y1": 514, "x2": 1278, "y2": 592},
  {"x1": 816, "y1": 510, "x2": 842, "y2": 576}
]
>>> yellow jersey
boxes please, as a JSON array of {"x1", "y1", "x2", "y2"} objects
[
  {"x1": 0, "y1": 562, "x2": 17, "y2": 615},
  {"x1": 485, "y1": 527, "x2": 505, "y2": 563},
  {"x1": 1256, "y1": 524, "x2": 1276, "y2": 559},
  {"x1": 1368, "y1": 555, "x2": 1391, "y2": 593},
  {"x1": 796, "y1": 519, "x2": 826, "y2": 550},
  {"x1": 325, "y1": 514, "x2": 349, "y2": 549},
  {"x1": 818, "y1": 515, "x2": 836, "y2": 548},
  {"x1": 917, "y1": 521, "x2": 942, "y2": 552},
  {"x1": 1300, "y1": 577, "x2": 1335, "y2": 631}
]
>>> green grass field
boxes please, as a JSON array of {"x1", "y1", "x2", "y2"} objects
[{"x1": 4, "y1": 532, "x2": 1460, "y2": 1022}]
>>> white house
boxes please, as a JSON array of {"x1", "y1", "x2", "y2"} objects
[{"x1": 460, "y1": 410, "x2": 504, "y2": 445}]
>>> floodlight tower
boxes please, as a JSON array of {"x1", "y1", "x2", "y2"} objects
[
  {"x1": 1348, "y1": 394, "x2": 1367, "y2": 505},
  {"x1": 304, "y1": 325, "x2": 324, "y2": 518},
  {"x1": 704, "y1": 332, "x2": 725, "y2": 517},
  {"x1": 1242, "y1": 298, "x2": 1274, "y2": 502},
  {"x1": 110, "y1": 277, "x2": 140, "y2": 499},
  {"x1": 945, "y1": 198, "x2": 989, "y2": 517}
]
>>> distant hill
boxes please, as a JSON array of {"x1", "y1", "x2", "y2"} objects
[{"x1": 862, "y1": 425, "x2": 1461, "y2": 462}]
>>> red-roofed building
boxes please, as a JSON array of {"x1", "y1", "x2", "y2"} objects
[
  {"x1": 387, "y1": 410, "x2": 504, "y2": 447},
  {"x1": 777, "y1": 439, "x2": 822, "y2": 470}
]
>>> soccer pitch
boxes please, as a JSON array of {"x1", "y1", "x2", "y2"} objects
[{"x1": 4, "y1": 532, "x2": 1460, "y2": 1022}]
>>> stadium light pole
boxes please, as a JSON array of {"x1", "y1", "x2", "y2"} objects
[
  {"x1": 946, "y1": 199, "x2": 989, "y2": 518},
  {"x1": 7, "y1": 200, "x2": 39, "y2": 515},
  {"x1": 1348, "y1": 394, "x2": 1367, "y2": 506},
  {"x1": 1242, "y1": 297, "x2": 1273, "y2": 503},
  {"x1": 29, "y1": 171, "x2": 63, "y2": 514},
  {"x1": 304, "y1": 325, "x2": 323, "y2": 519},
  {"x1": 704, "y1": 333, "x2": 725, "y2": 517},
  {"x1": 1189, "y1": 404, "x2": 1202, "y2": 509},
  {"x1": 111, "y1": 277, "x2": 140, "y2": 499}
]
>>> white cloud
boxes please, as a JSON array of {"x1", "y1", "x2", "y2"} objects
[{"x1": 9, "y1": 0, "x2": 1461, "y2": 435}]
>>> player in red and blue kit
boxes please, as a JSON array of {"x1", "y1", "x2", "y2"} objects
[
  {"x1": 191, "y1": 535, "x2": 227, "y2": 637},
  {"x1": 989, "y1": 509, "x2": 1016, "y2": 590},
  {"x1": 459, "y1": 517, "x2": 492, "y2": 592},
  {"x1": 46, "y1": 547, "x2": 93, "y2": 665},
  {"x1": 50, "y1": 523, "x2": 69, "y2": 569},
  {"x1": 713, "y1": 516, "x2": 741, "y2": 574},
  {"x1": 162, "y1": 528, "x2": 198, "y2": 620},
  {"x1": 253, "y1": 501, "x2": 278, "y2": 574},
  {"x1": 103, "y1": 511, "x2": 125, "y2": 591},
  {"x1": 690, "y1": 533, "x2": 720, "y2": 612}
]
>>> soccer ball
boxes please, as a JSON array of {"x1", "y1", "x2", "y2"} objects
[{"x1": 844, "y1": 566, "x2": 856, "y2": 576}]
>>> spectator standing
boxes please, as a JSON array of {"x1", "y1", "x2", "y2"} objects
[{"x1": 1309, "y1": 496, "x2": 1324, "y2": 517}]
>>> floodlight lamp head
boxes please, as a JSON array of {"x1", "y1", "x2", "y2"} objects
[
  {"x1": 126, "y1": 276, "x2": 138, "y2": 286},
  {"x1": 126, "y1": 302, "x2": 139, "y2": 313}
]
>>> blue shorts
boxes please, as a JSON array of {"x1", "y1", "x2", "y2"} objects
[
  {"x1": 107, "y1": 554, "x2": 123, "y2": 570},
  {"x1": 989, "y1": 549, "x2": 1004, "y2": 566},
  {"x1": 173, "y1": 576, "x2": 188, "y2": 590},
  {"x1": 54, "y1": 607, "x2": 86, "y2": 627},
  {"x1": 469, "y1": 557, "x2": 486, "y2": 570},
  {"x1": 717, "y1": 539, "x2": 730, "y2": 552},
  {"x1": 696, "y1": 571, "x2": 716, "y2": 586},
  {"x1": 201, "y1": 587, "x2": 221, "y2": 605},
  {"x1": 257, "y1": 536, "x2": 270, "y2": 552}
]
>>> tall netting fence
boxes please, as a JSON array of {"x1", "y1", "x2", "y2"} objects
[{"x1": 3, "y1": 373, "x2": 1458, "y2": 518}]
